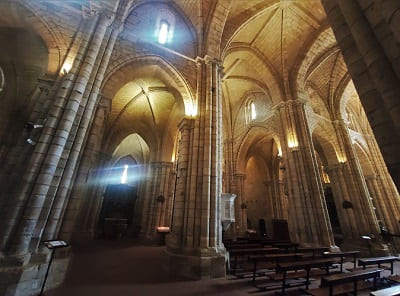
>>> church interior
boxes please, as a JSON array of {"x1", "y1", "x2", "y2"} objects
[{"x1": 1, "y1": 0, "x2": 400, "y2": 295}]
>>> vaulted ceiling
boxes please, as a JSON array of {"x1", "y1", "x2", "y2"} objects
[{"x1": 221, "y1": 0, "x2": 354, "y2": 130}]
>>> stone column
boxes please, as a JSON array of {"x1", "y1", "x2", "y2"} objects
[
  {"x1": 364, "y1": 125, "x2": 400, "y2": 236},
  {"x1": 272, "y1": 156, "x2": 287, "y2": 220},
  {"x1": 326, "y1": 164, "x2": 363, "y2": 242},
  {"x1": 321, "y1": 0, "x2": 400, "y2": 191},
  {"x1": 278, "y1": 100, "x2": 334, "y2": 247},
  {"x1": 232, "y1": 173, "x2": 247, "y2": 236},
  {"x1": 52, "y1": 97, "x2": 111, "y2": 242},
  {"x1": 165, "y1": 169, "x2": 177, "y2": 227},
  {"x1": 166, "y1": 57, "x2": 225, "y2": 279},
  {"x1": 140, "y1": 162, "x2": 174, "y2": 239},
  {"x1": 332, "y1": 120, "x2": 385, "y2": 253},
  {"x1": 167, "y1": 118, "x2": 193, "y2": 249},
  {"x1": 6, "y1": 10, "x2": 115, "y2": 258},
  {"x1": 0, "y1": 77, "x2": 55, "y2": 250}
]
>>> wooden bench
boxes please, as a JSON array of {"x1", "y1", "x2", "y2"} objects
[
  {"x1": 358, "y1": 256, "x2": 399, "y2": 275},
  {"x1": 228, "y1": 247, "x2": 280, "y2": 272},
  {"x1": 308, "y1": 281, "x2": 373, "y2": 296},
  {"x1": 248, "y1": 252, "x2": 304, "y2": 281},
  {"x1": 275, "y1": 258, "x2": 334, "y2": 294},
  {"x1": 387, "y1": 274, "x2": 400, "y2": 284},
  {"x1": 323, "y1": 251, "x2": 360, "y2": 272},
  {"x1": 311, "y1": 268, "x2": 384, "y2": 296},
  {"x1": 370, "y1": 284, "x2": 400, "y2": 296},
  {"x1": 272, "y1": 242, "x2": 300, "y2": 250},
  {"x1": 225, "y1": 243, "x2": 263, "y2": 250},
  {"x1": 297, "y1": 247, "x2": 331, "y2": 258}
]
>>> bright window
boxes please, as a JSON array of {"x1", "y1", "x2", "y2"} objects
[
  {"x1": 246, "y1": 100, "x2": 256, "y2": 123},
  {"x1": 158, "y1": 21, "x2": 169, "y2": 44},
  {"x1": 251, "y1": 101, "x2": 256, "y2": 120},
  {"x1": 120, "y1": 165, "x2": 128, "y2": 184}
]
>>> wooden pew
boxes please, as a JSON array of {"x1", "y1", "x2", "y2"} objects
[
  {"x1": 308, "y1": 268, "x2": 384, "y2": 296},
  {"x1": 275, "y1": 258, "x2": 334, "y2": 294},
  {"x1": 358, "y1": 256, "x2": 399, "y2": 275},
  {"x1": 228, "y1": 247, "x2": 281, "y2": 273},
  {"x1": 248, "y1": 253, "x2": 304, "y2": 281},
  {"x1": 272, "y1": 242, "x2": 300, "y2": 250},
  {"x1": 297, "y1": 246, "x2": 330, "y2": 258},
  {"x1": 225, "y1": 243, "x2": 263, "y2": 250},
  {"x1": 370, "y1": 285, "x2": 400, "y2": 296},
  {"x1": 323, "y1": 251, "x2": 360, "y2": 272}
]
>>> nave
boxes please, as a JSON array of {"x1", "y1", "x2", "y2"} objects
[{"x1": 47, "y1": 239, "x2": 400, "y2": 296}]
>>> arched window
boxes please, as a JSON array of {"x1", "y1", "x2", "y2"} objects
[
  {"x1": 155, "y1": 9, "x2": 175, "y2": 45},
  {"x1": 245, "y1": 99, "x2": 256, "y2": 123},
  {"x1": 251, "y1": 101, "x2": 256, "y2": 120},
  {"x1": 0, "y1": 66, "x2": 4, "y2": 93},
  {"x1": 120, "y1": 164, "x2": 129, "y2": 184},
  {"x1": 158, "y1": 21, "x2": 170, "y2": 44}
]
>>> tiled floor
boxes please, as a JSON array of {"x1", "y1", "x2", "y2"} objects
[{"x1": 47, "y1": 240, "x2": 400, "y2": 296}]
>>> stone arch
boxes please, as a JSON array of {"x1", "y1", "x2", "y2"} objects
[
  {"x1": 294, "y1": 26, "x2": 335, "y2": 94},
  {"x1": 223, "y1": 45, "x2": 284, "y2": 101},
  {"x1": 123, "y1": 0, "x2": 198, "y2": 57},
  {"x1": 231, "y1": 91, "x2": 274, "y2": 133},
  {"x1": 312, "y1": 124, "x2": 340, "y2": 166},
  {"x1": 354, "y1": 141, "x2": 375, "y2": 178},
  {"x1": 112, "y1": 133, "x2": 150, "y2": 166},
  {"x1": 236, "y1": 126, "x2": 281, "y2": 174},
  {"x1": 0, "y1": 1, "x2": 65, "y2": 74},
  {"x1": 220, "y1": 1, "x2": 280, "y2": 56},
  {"x1": 203, "y1": 0, "x2": 232, "y2": 57},
  {"x1": 102, "y1": 56, "x2": 189, "y2": 162},
  {"x1": 102, "y1": 55, "x2": 194, "y2": 115},
  {"x1": 338, "y1": 80, "x2": 357, "y2": 121}
]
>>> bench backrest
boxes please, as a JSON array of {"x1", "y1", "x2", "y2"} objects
[{"x1": 321, "y1": 268, "x2": 383, "y2": 287}]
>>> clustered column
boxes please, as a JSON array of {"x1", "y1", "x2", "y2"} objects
[
  {"x1": 167, "y1": 57, "x2": 225, "y2": 278},
  {"x1": 141, "y1": 162, "x2": 174, "y2": 239},
  {"x1": 232, "y1": 173, "x2": 247, "y2": 236},
  {"x1": 57, "y1": 97, "x2": 111, "y2": 242},
  {"x1": 1, "y1": 7, "x2": 120, "y2": 259},
  {"x1": 332, "y1": 119, "x2": 382, "y2": 253},
  {"x1": 279, "y1": 100, "x2": 334, "y2": 247}
]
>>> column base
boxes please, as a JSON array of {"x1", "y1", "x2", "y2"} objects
[
  {"x1": 0, "y1": 247, "x2": 71, "y2": 296},
  {"x1": 165, "y1": 248, "x2": 226, "y2": 280},
  {"x1": 341, "y1": 237, "x2": 389, "y2": 256}
]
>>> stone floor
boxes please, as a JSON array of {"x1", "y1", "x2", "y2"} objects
[{"x1": 47, "y1": 240, "x2": 400, "y2": 296}]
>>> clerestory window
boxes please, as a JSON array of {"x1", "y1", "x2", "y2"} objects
[
  {"x1": 245, "y1": 100, "x2": 256, "y2": 123},
  {"x1": 158, "y1": 21, "x2": 170, "y2": 44},
  {"x1": 120, "y1": 164, "x2": 129, "y2": 184}
]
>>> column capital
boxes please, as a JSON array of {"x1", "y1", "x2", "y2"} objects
[
  {"x1": 325, "y1": 163, "x2": 344, "y2": 172},
  {"x1": 98, "y1": 95, "x2": 112, "y2": 110},
  {"x1": 150, "y1": 161, "x2": 174, "y2": 168},
  {"x1": 276, "y1": 99, "x2": 308, "y2": 110},
  {"x1": 234, "y1": 173, "x2": 246, "y2": 179},
  {"x1": 178, "y1": 117, "x2": 194, "y2": 131}
]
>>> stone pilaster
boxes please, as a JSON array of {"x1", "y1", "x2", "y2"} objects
[{"x1": 278, "y1": 100, "x2": 334, "y2": 247}]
